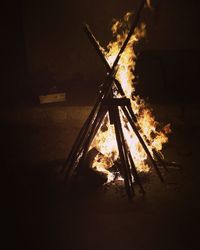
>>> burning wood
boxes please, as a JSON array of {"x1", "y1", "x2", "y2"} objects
[{"x1": 60, "y1": 0, "x2": 171, "y2": 199}]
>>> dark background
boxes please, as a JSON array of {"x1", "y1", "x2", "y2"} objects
[
  {"x1": 1, "y1": 1, "x2": 200, "y2": 250},
  {"x1": 1, "y1": 0, "x2": 200, "y2": 105}
]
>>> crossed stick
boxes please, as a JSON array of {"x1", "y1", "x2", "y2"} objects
[{"x1": 60, "y1": 0, "x2": 167, "y2": 198}]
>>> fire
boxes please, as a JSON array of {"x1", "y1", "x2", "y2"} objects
[{"x1": 90, "y1": 12, "x2": 171, "y2": 181}]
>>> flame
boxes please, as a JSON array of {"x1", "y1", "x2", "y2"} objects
[
  {"x1": 90, "y1": 12, "x2": 171, "y2": 181},
  {"x1": 146, "y1": 0, "x2": 152, "y2": 9}
]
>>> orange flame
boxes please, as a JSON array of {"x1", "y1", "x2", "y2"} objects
[{"x1": 90, "y1": 12, "x2": 171, "y2": 180}]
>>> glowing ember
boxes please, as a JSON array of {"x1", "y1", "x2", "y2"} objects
[{"x1": 90, "y1": 12, "x2": 171, "y2": 181}]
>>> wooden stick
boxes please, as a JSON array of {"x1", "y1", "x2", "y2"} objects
[
  {"x1": 63, "y1": 0, "x2": 147, "y2": 178},
  {"x1": 128, "y1": 151, "x2": 145, "y2": 195},
  {"x1": 111, "y1": 0, "x2": 147, "y2": 75},
  {"x1": 60, "y1": 76, "x2": 113, "y2": 175},
  {"x1": 117, "y1": 109, "x2": 135, "y2": 196},
  {"x1": 110, "y1": 104, "x2": 134, "y2": 199},
  {"x1": 65, "y1": 104, "x2": 107, "y2": 181},
  {"x1": 74, "y1": 107, "x2": 107, "y2": 177},
  {"x1": 83, "y1": 24, "x2": 111, "y2": 73},
  {"x1": 121, "y1": 106, "x2": 164, "y2": 182},
  {"x1": 84, "y1": 0, "x2": 147, "y2": 77},
  {"x1": 153, "y1": 149, "x2": 168, "y2": 172}
]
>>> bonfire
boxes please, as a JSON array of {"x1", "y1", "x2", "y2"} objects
[
  {"x1": 61, "y1": 0, "x2": 171, "y2": 198},
  {"x1": 90, "y1": 12, "x2": 171, "y2": 182}
]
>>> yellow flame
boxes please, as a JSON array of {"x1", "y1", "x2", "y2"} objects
[{"x1": 90, "y1": 12, "x2": 171, "y2": 181}]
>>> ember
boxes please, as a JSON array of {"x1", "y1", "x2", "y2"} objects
[{"x1": 61, "y1": 0, "x2": 171, "y2": 198}]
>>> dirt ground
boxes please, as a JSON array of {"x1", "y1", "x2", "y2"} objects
[{"x1": 1, "y1": 102, "x2": 200, "y2": 250}]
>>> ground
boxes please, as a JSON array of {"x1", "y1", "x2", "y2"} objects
[{"x1": 1, "y1": 101, "x2": 200, "y2": 250}]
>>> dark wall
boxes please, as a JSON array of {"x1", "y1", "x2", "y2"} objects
[
  {"x1": 1, "y1": 0, "x2": 200, "y2": 104},
  {"x1": 22, "y1": 0, "x2": 200, "y2": 73},
  {"x1": 136, "y1": 50, "x2": 200, "y2": 104},
  {"x1": 21, "y1": 0, "x2": 139, "y2": 84},
  {"x1": 1, "y1": 1, "x2": 27, "y2": 104}
]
